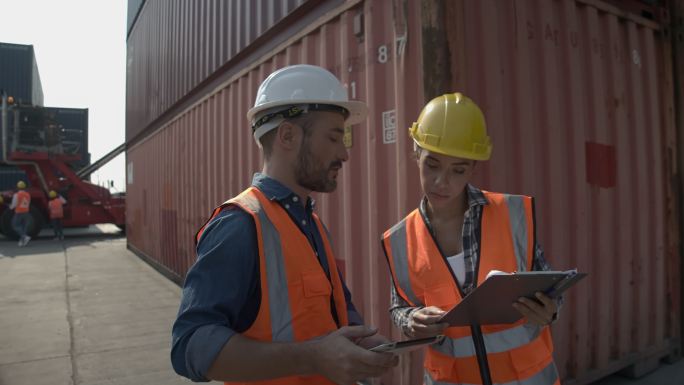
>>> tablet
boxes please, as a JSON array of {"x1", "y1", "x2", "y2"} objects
[
  {"x1": 369, "y1": 335, "x2": 445, "y2": 353},
  {"x1": 438, "y1": 269, "x2": 587, "y2": 326}
]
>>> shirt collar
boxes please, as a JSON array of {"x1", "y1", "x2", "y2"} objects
[
  {"x1": 465, "y1": 184, "x2": 488, "y2": 207},
  {"x1": 251, "y1": 173, "x2": 315, "y2": 211}
]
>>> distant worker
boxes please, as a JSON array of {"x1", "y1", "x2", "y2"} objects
[
  {"x1": 48, "y1": 190, "x2": 67, "y2": 241},
  {"x1": 10, "y1": 181, "x2": 32, "y2": 247}
]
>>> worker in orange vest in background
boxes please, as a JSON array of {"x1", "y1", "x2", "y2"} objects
[
  {"x1": 382, "y1": 94, "x2": 561, "y2": 385},
  {"x1": 48, "y1": 190, "x2": 67, "y2": 241},
  {"x1": 10, "y1": 180, "x2": 32, "y2": 247}
]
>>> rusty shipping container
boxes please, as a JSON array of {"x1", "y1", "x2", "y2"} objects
[
  {"x1": 126, "y1": 0, "x2": 313, "y2": 141},
  {"x1": 125, "y1": 0, "x2": 682, "y2": 384}
]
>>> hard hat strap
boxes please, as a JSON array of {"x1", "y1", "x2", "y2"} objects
[{"x1": 252, "y1": 103, "x2": 350, "y2": 130}]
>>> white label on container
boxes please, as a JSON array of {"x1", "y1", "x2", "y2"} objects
[
  {"x1": 382, "y1": 110, "x2": 397, "y2": 144},
  {"x1": 632, "y1": 49, "x2": 641, "y2": 68},
  {"x1": 127, "y1": 162, "x2": 134, "y2": 185}
]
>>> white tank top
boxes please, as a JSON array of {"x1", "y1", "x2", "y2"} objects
[{"x1": 446, "y1": 251, "x2": 466, "y2": 285}]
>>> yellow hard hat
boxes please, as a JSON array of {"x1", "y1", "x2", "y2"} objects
[
  {"x1": 49, "y1": 190, "x2": 57, "y2": 198},
  {"x1": 17, "y1": 181, "x2": 26, "y2": 189},
  {"x1": 409, "y1": 93, "x2": 492, "y2": 160}
]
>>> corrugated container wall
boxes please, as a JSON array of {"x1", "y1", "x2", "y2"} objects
[
  {"x1": 434, "y1": 1, "x2": 681, "y2": 383},
  {"x1": 125, "y1": 0, "x2": 311, "y2": 142},
  {"x1": 0, "y1": 42, "x2": 44, "y2": 106},
  {"x1": 125, "y1": 0, "x2": 681, "y2": 384}
]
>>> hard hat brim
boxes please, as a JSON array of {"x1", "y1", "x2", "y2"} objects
[
  {"x1": 413, "y1": 139, "x2": 492, "y2": 161},
  {"x1": 248, "y1": 99, "x2": 368, "y2": 126}
]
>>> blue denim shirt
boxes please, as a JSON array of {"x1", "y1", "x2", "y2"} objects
[{"x1": 171, "y1": 173, "x2": 363, "y2": 382}]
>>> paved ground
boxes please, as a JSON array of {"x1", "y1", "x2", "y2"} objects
[
  {"x1": 0, "y1": 226, "x2": 197, "y2": 385},
  {"x1": 591, "y1": 359, "x2": 684, "y2": 385},
  {"x1": 0, "y1": 226, "x2": 681, "y2": 385}
]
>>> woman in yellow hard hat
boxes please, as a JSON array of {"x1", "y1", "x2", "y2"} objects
[{"x1": 381, "y1": 93, "x2": 561, "y2": 385}]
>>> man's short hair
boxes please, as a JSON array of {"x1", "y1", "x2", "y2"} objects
[{"x1": 260, "y1": 114, "x2": 314, "y2": 159}]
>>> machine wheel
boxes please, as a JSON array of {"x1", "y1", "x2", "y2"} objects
[
  {"x1": 0, "y1": 210, "x2": 14, "y2": 239},
  {"x1": 0, "y1": 206, "x2": 45, "y2": 240},
  {"x1": 27, "y1": 206, "x2": 45, "y2": 237}
]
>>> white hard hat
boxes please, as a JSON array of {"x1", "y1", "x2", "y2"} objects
[{"x1": 247, "y1": 64, "x2": 368, "y2": 143}]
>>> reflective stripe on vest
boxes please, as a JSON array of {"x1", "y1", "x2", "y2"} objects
[
  {"x1": 196, "y1": 187, "x2": 347, "y2": 385},
  {"x1": 505, "y1": 195, "x2": 529, "y2": 273},
  {"x1": 240, "y1": 192, "x2": 296, "y2": 341},
  {"x1": 386, "y1": 218, "x2": 421, "y2": 307},
  {"x1": 384, "y1": 191, "x2": 555, "y2": 385},
  {"x1": 424, "y1": 361, "x2": 560, "y2": 385},
  {"x1": 431, "y1": 324, "x2": 542, "y2": 357}
]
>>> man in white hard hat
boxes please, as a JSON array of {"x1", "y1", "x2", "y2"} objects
[{"x1": 172, "y1": 65, "x2": 398, "y2": 385}]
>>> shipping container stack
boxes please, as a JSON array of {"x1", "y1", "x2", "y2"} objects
[
  {"x1": 0, "y1": 42, "x2": 90, "y2": 190},
  {"x1": 0, "y1": 42, "x2": 43, "y2": 106}
]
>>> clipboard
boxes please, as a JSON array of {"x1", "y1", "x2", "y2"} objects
[{"x1": 438, "y1": 269, "x2": 587, "y2": 326}]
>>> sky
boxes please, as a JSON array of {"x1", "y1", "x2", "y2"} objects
[{"x1": 0, "y1": 0, "x2": 127, "y2": 192}]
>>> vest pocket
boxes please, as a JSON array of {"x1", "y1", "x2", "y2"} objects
[
  {"x1": 289, "y1": 271, "x2": 337, "y2": 341},
  {"x1": 301, "y1": 270, "x2": 332, "y2": 298},
  {"x1": 508, "y1": 331, "x2": 553, "y2": 379},
  {"x1": 424, "y1": 348, "x2": 458, "y2": 381}
]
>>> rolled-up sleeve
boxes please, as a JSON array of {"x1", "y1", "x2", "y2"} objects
[
  {"x1": 171, "y1": 208, "x2": 259, "y2": 382},
  {"x1": 532, "y1": 242, "x2": 563, "y2": 321}
]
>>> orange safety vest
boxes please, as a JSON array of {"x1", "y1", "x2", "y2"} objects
[
  {"x1": 196, "y1": 187, "x2": 349, "y2": 385},
  {"x1": 14, "y1": 191, "x2": 31, "y2": 214},
  {"x1": 49, "y1": 198, "x2": 64, "y2": 219},
  {"x1": 383, "y1": 191, "x2": 560, "y2": 385}
]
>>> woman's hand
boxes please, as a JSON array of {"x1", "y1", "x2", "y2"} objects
[
  {"x1": 407, "y1": 306, "x2": 450, "y2": 338},
  {"x1": 513, "y1": 292, "x2": 558, "y2": 326}
]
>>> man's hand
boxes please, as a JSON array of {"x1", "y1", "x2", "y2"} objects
[
  {"x1": 406, "y1": 306, "x2": 450, "y2": 338},
  {"x1": 353, "y1": 331, "x2": 391, "y2": 351},
  {"x1": 310, "y1": 326, "x2": 399, "y2": 385},
  {"x1": 513, "y1": 292, "x2": 558, "y2": 326},
  {"x1": 206, "y1": 326, "x2": 397, "y2": 383}
]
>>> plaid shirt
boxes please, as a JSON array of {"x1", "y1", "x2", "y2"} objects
[{"x1": 389, "y1": 184, "x2": 558, "y2": 335}]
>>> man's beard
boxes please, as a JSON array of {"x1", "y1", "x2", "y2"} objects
[{"x1": 294, "y1": 140, "x2": 342, "y2": 193}]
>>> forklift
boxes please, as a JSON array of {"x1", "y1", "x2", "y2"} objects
[{"x1": 0, "y1": 93, "x2": 125, "y2": 239}]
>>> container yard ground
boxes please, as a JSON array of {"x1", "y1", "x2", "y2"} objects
[{"x1": 0, "y1": 228, "x2": 194, "y2": 385}]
